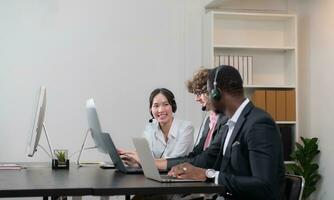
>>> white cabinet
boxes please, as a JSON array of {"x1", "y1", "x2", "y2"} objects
[{"x1": 203, "y1": 11, "x2": 298, "y2": 160}]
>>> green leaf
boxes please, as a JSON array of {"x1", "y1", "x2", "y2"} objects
[{"x1": 289, "y1": 136, "x2": 321, "y2": 199}]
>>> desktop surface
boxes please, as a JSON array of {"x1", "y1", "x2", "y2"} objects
[{"x1": 0, "y1": 162, "x2": 225, "y2": 198}]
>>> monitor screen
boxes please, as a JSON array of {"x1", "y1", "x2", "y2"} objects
[
  {"x1": 86, "y1": 98, "x2": 108, "y2": 153},
  {"x1": 27, "y1": 86, "x2": 47, "y2": 157}
]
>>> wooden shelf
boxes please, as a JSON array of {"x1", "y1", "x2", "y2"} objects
[
  {"x1": 244, "y1": 85, "x2": 296, "y2": 89},
  {"x1": 214, "y1": 45, "x2": 295, "y2": 51},
  {"x1": 203, "y1": 11, "x2": 298, "y2": 161},
  {"x1": 276, "y1": 121, "x2": 296, "y2": 124}
]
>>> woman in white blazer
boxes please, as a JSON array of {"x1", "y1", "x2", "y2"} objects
[
  {"x1": 119, "y1": 88, "x2": 194, "y2": 165},
  {"x1": 144, "y1": 88, "x2": 194, "y2": 158}
]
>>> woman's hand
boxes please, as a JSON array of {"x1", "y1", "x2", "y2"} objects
[{"x1": 118, "y1": 149, "x2": 141, "y2": 167}]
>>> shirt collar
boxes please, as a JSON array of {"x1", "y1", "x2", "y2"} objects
[
  {"x1": 155, "y1": 118, "x2": 177, "y2": 139},
  {"x1": 228, "y1": 98, "x2": 250, "y2": 125},
  {"x1": 209, "y1": 111, "x2": 218, "y2": 121}
]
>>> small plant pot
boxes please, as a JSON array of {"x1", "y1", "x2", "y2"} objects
[
  {"x1": 52, "y1": 159, "x2": 70, "y2": 169},
  {"x1": 52, "y1": 149, "x2": 70, "y2": 170}
]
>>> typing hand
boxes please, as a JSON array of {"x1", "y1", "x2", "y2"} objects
[
  {"x1": 168, "y1": 163, "x2": 206, "y2": 181},
  {"x1": 118, "y1": 149, "x2": 141, "y2": 167}
]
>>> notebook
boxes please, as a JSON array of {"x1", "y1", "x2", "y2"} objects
[{"x1": 132, "y1": 137, "x2": 203, "y2": 183}]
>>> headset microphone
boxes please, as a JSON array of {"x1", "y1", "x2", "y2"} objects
[
  {"x1": 201, "y1": 105, "x2": 207, "y2": 111},
  {"x1": 149, "y1": 117, "x2": 154, "y2": 123}
]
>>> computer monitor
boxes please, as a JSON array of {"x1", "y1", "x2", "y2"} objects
[
  {"x1": 86, "y1": 98, "x2": 108, "y2": 153},
  {"x1": 27, "y1": 86, "x2": 47, "y2": 157}
]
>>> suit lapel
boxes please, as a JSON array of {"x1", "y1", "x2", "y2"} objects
[
  {"x1": 213, "y1": 124, "x2": 229, "y2": 169},
  {"x1": 202, "y1": 117, "x2": 210, "y2": 138},
  {"x1": 220, "y1": 102, "x2": 254, "y2": 171}
]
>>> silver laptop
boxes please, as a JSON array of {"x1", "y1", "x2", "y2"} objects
[{"x1": 132, "y1": 137, "x2": 203, "y2": 183}]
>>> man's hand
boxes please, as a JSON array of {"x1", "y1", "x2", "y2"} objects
[
  {"x1": 118, "y1": 149, "x2": 140, "y2": 167},
  {"x1": 168, "y1": 162, "x2": 206, "y2": 181}
]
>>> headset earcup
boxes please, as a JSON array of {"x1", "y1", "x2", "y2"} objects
[
  {"x1": 210, "y1": 89, "x2": 221, "y2": 102},
  {"x1": 171, "y1": 100, "x2": 177, "y2": 113}
]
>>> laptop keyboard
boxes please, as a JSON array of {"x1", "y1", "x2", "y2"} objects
[{"x1": 160, "y1": 175, "x2": 178, "y2": 180}]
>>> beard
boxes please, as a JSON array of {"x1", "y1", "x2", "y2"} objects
[{"x1": 212, "y1": 101, "x2": 226, "y2": 114}]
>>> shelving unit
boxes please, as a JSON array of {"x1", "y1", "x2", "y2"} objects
[{"x1": 203, "y1": 11, "x2": 298, "y2": 160}]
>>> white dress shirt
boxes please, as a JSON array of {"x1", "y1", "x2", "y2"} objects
[
  {"x1": 143, "y1": 118, "x2": 194, "y2": 159},
  {"x1": 215, "y1": 98, "x2": 250, "y2": 184}
]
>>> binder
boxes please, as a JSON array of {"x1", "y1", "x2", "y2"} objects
[
  {"x1": 276, "y1": 89, "x2": 286, "y2": 121},
  {"x1": 243, "y1": 56, "x2": 248, "y2": 84},
  {"x1": 266, "y1": 90, "x2": 276, "y2": 120},
  {"x1": 251, "y1": 89, "x2": 266, "y2": 111},
  {"x1": 215, "y1": 56, "x2": 220, "y2": 67},
  {"x1": 247, "y1": 56, "x2": 253, "y2": 85},
  {"x1": 233, "y1": 55, "x2": 239, "y2": 71},
  {"x1": 286, "y1": 89, "x2": 296, "y2": 121},
  {"x1": 229, "y1": 55, "x2": 234, "y2": 67},
  {"x1": 224, "y1": 55, "x2": 229, "y2": 65},
  {"x1": 219, "y1": 55, "x2": 224, "y2": 66},
  {"x1": 238, "y1": 56, "x2": 244, "y2": 81}
]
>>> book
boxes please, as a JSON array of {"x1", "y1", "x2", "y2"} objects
[
  {"x1": 276, "y1": 89, "x2": 286, "y2": 121},
  {"x1": 219, "y1": 55, "x2": 224, "y2": 66},
  {"x1": 243, "y1": 56, "x2": 248, "y2": 84},
  {"x1": 251, "y1": 89, "x2": 266, "y2": 111},
  {"x1": 233, "y1": 55, "x2": 239, "y2": 71},
  {"x1": 0, "y1": 164, "x2": 24, "y2": 170},
  {"x1": 223, "y1": 55, "x2": 229, "y2": 65},
  {"x1": 238, "y1": 56, "x2": 244, "y2": 81},
  {"x1": 215, "y1": 55, "x2": 220, "y2": 67},
  {"x1": 247, "y1": 56, "x2": 253, "y2": 85},
  {"x1": 266, "y1": 90, "x2": 276, "y2": 120},
  {"x1": 286, "y1": 89, "x2": 296, "y2": 121}
]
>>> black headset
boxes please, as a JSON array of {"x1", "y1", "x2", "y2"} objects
[
  {"x1": 210, "y1": 66, "x2": 222, "y2": 102},
  {"x1": 165, "y1": 89, "x2": 177, "y2": 113}
]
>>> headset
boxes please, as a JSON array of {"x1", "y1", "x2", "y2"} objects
[{"x1": 210, "y1": 66, "x2": 222, "y2": 102}]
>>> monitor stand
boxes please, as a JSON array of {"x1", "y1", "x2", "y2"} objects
[
  {"x1": 76, "y1": 128, "x2": 91, "y2": 166},
  {"x1": 37, "y1": 123, "x2": 54, "y2": 159},
  {"x1": 76, "y1": 129, "x2": 114, "y2": 169}
]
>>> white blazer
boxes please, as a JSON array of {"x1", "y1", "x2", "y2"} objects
[{"x1": 143, "y1": 118, "x2": 194, "y2": 159}]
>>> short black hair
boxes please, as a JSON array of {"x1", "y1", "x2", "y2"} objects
[
  {"x1": 149, "y1": 88, "x2": 177, "y2": 113},
  {"x1": 208, "y1": 65, "x2": 244, "y2": 96}
]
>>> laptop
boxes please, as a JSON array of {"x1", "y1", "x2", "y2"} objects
[
  {"x1": 132, "y1": 137, "x2": 203, "y2": 183},
  {"x1": 101, "y1": 133, "x2": 143, "y2": 174}
]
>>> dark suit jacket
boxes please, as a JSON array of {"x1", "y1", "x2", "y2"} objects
[
  {"x1": 166, "y1": 114, "x2": 228, "y2": 169},
  {"x1": 213, "y1": 102, "x2": 285, "y2": 200}
]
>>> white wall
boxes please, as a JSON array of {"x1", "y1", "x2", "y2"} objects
[
  {"x1": 0, "y1": 0, "x2": 205, "y2": 163},
  {"x1": 4, "y1": 0, "x2": 334, "y2": 199},
  {"x1": 296, "y1": 0, "x2": 334, "y2": 199},
  {"x1": 202, "y1": 0, "x2": 334, "y2": 199}
]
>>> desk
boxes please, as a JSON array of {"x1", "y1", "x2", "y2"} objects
[{"x1": 0, "y1": 163, "x2": 225, "y2": 199}]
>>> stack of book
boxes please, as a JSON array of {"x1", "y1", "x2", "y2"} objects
[
  {"x1": 251, "y1": 89, "x2": 296, "y2": 121},
  {"x1": 0, "y1": 164, "x2": 24, "y2": 170},
  {"x1": 214, "y1": 55, "x2": 253, "y2": 85}
]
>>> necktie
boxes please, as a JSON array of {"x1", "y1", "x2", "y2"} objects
[{"x1": 203, "y1": 113, "x2": 218, "y2": 150}]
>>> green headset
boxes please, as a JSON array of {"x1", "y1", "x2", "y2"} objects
[{"x1": 210, "y1": 66, "x2": 223, "y2": 102}]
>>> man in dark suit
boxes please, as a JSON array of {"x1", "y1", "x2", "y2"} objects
[
  {"x1": 169, "y1": 65, "x2": 285, "y2": 200},
  {"x1": 155, "y1": 68, "x2": 228, "y2": 170}
]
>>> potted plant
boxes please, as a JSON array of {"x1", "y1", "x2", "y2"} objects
[
  {"x1": 52, "y1": 149, "x2": 70, "y2": 169},
  {"x1": 286, "y1": 137, "x2": 321, "y2": 199}
]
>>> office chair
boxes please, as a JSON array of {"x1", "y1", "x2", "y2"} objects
[{"x1": 284, "y1": 174, "x2": 305, "y2": 200}]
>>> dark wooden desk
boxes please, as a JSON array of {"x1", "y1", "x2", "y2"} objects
[{"x1": 0, "y1": 163, "x2": 225, "y2": 199}]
